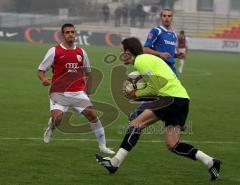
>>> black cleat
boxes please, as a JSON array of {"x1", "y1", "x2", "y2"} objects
[
  {"x1": 95, "y1": 154, "x2": 118, "y2": 174},
  {"x1": 208, "y1": 159, "x2": 222, "y2": 180}
]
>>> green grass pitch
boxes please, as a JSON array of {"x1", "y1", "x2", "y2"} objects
[{"x1": 0, "y1": 41, "x2": 239, "y2": 185}]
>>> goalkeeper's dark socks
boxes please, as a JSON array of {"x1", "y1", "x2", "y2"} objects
[
  {"x1": 120, "y1": 126, "x2": 142, "y2": 151},
  {"x1": 111, "y1": 126, "x2": 142, "y2": 167},
  {"x1": 172, "y1": 142, "x2": 215, "y2": 168},
  {"x1": 171, "y1": 141, "x2": 198, "y2": 160}
]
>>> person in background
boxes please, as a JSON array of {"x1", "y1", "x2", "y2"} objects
[
  {"x1": 177, "y1": 30, "x2": 188, "y2": 74},
  {"x1": 102, "y1": 3, "x2": 110, "y2": 23}
]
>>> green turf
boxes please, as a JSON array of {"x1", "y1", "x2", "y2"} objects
[{"x1": 0, "y1": 41, "x2": 239, "y2": 185}]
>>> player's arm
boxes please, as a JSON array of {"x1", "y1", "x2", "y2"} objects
[
  {"x1": 82, "y1": 49, "x2": 92, "y2": 95},
  {"x1": 135, "y1": 75, "x2": 167, "y2": 97},
  {"x1": 185, "y1": 37, "x2": 189, "y2": 57},
  {"x1": 37, "y1": 47, "x2": 55, "y2": 86},
  {"x1": 143, "y1": 28, "x2": 171, "y2": 59},
  {"x1": 175, "y1": 34, "x2": 184, "y2": 59},
  {"x1": 84, "y1": 71, "x2": 92, "y2": 95},
  {"x1": 143, "y1": 47, "x2": 171, "y2": 59},
  {"x1": 176, "y1": 36, "x2": 180, "y2": 54},
  {"x1": 38, "y1": 70, "x2": 51, "y2": 86}
]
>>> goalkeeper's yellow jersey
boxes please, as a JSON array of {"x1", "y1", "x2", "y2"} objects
[{"x1": 134, "y1": 54, "x2": 190, "y2": 99}]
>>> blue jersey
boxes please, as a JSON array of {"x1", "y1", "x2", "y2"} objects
[{"x1": 144, "y1": 26, "x2": 177, "y2": 65}]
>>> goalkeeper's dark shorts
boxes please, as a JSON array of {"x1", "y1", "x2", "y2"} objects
[{"x1": 152, "y1": 97, "x2": 189, "y2": 127}]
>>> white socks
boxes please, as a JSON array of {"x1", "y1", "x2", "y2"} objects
[
  {"x1": 195, "y1": 150, "x2": 213, "y2": 168},
  {"x1": 179, "y1": 59, "x2": 184, "y2": 73},
  {"x1": 90, "y1": 119, "x2": 106, "y2": 146},
  {"x1": 48, "y1": 117, "x2": 55, "y2": 129},
  {"x1": 110, "y1": 148, "x2": 128, "y2": 167},
  {"x1": 110, "y1": 149, "x2": 213, "y2": 168}
]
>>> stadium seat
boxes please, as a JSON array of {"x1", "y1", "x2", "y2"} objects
[{"x1": 209, "y1": 24, "x2": 240, "y2": 39}]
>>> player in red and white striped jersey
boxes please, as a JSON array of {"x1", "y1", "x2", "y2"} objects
[
  {"x1": 176, "y1": 30, "x2": 188, "y2": 74},
  {"x1": 37, "y1": 23, "x2": 114, "y2": 154}
]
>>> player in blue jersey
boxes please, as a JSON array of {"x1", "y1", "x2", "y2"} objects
[
  {"x1": 129, "y1": 8, "x2": 183, "y2": 121},
  {"x1": 144, "y1": 8, "x2": 181, "y2": 74}
]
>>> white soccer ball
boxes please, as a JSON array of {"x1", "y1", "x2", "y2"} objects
[{"x1": 124, "y1": 71, "x2": 146, "y2": 93}]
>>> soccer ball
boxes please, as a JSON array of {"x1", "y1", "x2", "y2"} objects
[{"x1": 124, "y1": 71, "x2": 146, "y2": 93}]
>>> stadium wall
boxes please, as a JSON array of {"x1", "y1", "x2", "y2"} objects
[
  {"x1": 0, "y1": 27, "x2": 121, "y2": 47},
  {"x1": 1, "y1": 26, "x2": 240, "y2": 53}
]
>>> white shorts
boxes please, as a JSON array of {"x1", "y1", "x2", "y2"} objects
[
  {"x1": 178, "y1": 48, "x2": 186, "y2": 54},
  {"x1": 50, "y1": 91, "x2": 92, "y2": 114}
]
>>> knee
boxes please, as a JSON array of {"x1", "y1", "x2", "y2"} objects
[
  {"x1": 51, "y1": 111, "x2": 63, "y2": 126},
  {"x1": 83, "y1": 108, "x2": 97, "y2": 121}
]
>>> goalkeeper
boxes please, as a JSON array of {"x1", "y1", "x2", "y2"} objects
[{"x1": 96, "y1": 37, "x2": 222, "y2": 180}]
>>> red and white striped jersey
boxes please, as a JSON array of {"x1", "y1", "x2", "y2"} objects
[{"x1": 38, "y1": 43, "x2": 91, "y2": 93}]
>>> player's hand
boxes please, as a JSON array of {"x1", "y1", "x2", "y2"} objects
[
  {"x1": 124, "y1": 89, "x2": 136, "y2": 99},
  {"x1": 176, "y1": 52, "x2": 185, "y2": 59},
  {"x1": 159, "y1": 52, "x2": 171, "y2": 59},
  {"x1": 41, "y1": 77, "x2": 51, "y2": 86}
]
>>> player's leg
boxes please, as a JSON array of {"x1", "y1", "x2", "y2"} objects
[
  {"x1": 81, "y1": 106, "x2": 115, "y2": 154},
  {"x1": 168, "y1": 63, "x2": 178, "y2": 77},
  {"x1": 72, "y1": 91, "x2": 114, "y2": 154},
  {"x1": 51, "y1": 109, "x2": 64, "y2": 127},
  {"x1": 163, "y1": 98, "x2": 221, "y2": 180},
  {"x1": 111, "y1": 109, "x2": 158, "y2": 165},
  {"x1": 43, "y1": 99, "x2": 68, "y2": 143},
  {"x1": 128, "y1": 101, "x2": 148, "y2": 121},
  {"x1": 178, "y1": 59, "x2": 184, "y2": 74},
  {"x1": 178, "y1": 48, "x2": 186, "y2": 74},
  {"x1": 165, "y1": 125, "x2": 198, "y2": 160},
  {"x1": 96, "y1": 109, "x2": 158, "y2": 173},
  {"x1": 165, "y1": 125, "x2": 222, "y2": 180}
]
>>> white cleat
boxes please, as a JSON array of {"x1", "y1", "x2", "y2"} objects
[
  {"x1": 99, "y1": 145, "x2": 115, "y2": 155},
  {"x1": 43, "y1": 127, "x2": 53, "y2": 144}
]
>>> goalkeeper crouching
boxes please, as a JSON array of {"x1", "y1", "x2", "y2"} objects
[{"x1": 96, "y1": 37, "x2": 222, "y2": 180}]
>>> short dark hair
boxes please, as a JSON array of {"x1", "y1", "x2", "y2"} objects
[
  {"x1": 61, "y1": 23, "x2": 75, "y2": 33},
  {"x1": 121, "y1": 37, "x2": 143, "y2": 57},
  {"x1": 180, "y1": 30, "x2": 185, "y2": 34},
  {"x1": 160, "y1": 8, "x2": 173, "y2": 16}
]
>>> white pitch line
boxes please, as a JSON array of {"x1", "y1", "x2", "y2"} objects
[
  {"x1": 183, "y1": 68, "x2": 212, "y2": 77},
  {"x1": 0, "y1": 137, "x2": 239, "y2": 144}
]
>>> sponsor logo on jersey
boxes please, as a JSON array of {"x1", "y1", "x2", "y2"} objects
[
  {"x1": 77, "y1": 55, "x2": 82, "y2": 62},
  {"x1": 164, "y1": 40, "x2": 176, "y2": 46},
  {"x1": 65, "y1": 63, "x2": 79, "y2": 73}
]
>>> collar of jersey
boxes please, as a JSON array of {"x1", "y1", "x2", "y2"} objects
[
  {"x1": 159, "y1": 25, "x2": 173, "y2": 33},
  {"x1": 60, "y1": 43, "x2": 76, "y2": 50}
]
